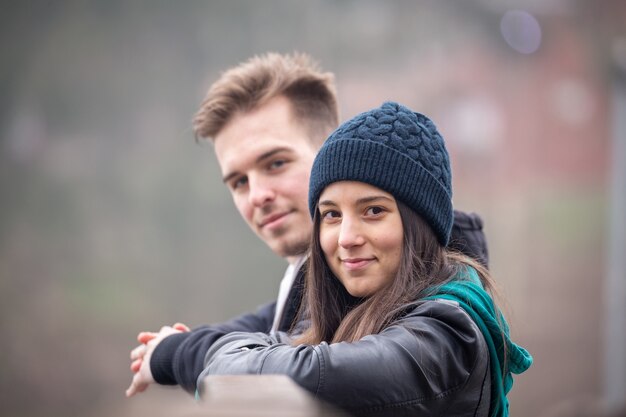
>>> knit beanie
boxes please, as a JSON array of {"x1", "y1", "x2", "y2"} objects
[{"x1": 309, "y1": 101, "x2": 453, "y2": 246}]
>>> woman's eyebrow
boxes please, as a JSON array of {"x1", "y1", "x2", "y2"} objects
[
  {"x1": 319, "y1": 195, "x2": 393, "y2": 207},
  {"x1": 318, "y1": 200, "x2": 337, "y2": 207},
  {"x1": 355, "y1": 195, "x2": 394, "y2": 205}
]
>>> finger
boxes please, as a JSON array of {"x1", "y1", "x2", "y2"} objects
[
  {"x1": 130, "y1": 358, "x2": 142, "y2": 373},
  {"x1": 138, "y1": 332, "x2": 157, "y2": 344},
  {"x1": 126, "y1": 383, "x2": 143, "y2": 398},
  {"x1": 126, "y1": 381, "x2": 138, "y2": 397},
  {"x1": 130, "y1": 344, "x2": 146, "y2": 360},
  {"x1": 126, "y1": 374, "x2": 146, "y2": 398},
  {"x1": 173, "y1": 322, "x2": 190, "y2": 332}
]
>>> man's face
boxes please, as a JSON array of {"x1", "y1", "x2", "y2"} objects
[{"x1": 214, "y1": 96, "x2": 319, "y2": 261}]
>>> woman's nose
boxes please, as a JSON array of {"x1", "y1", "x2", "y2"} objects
[{"x1": 337, "y1": 217, "x2": 365, "y2": 248}]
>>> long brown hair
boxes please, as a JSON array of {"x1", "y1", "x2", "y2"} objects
[{"x1": 295, "y1": 200, "x2": 498, "y2": 345}]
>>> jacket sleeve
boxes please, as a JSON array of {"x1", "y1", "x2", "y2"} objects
[
  {"x1": 150, "y1": 300, "x2": 276, "y2": 393},
  {"x1": 198, "y1": 300, "x2": 489, "y2": 414}
]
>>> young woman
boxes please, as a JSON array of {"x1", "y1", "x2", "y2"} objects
[{"x1": 197, "y1": 101, "x2": 532, "y2": 416}]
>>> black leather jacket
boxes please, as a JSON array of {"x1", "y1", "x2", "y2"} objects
[
  {"x1": 150, "y1": 210, "x2": 490, "y2": 395},
  {"x1": 198, "y1": 298, "x2": 491, "y2": 417}
]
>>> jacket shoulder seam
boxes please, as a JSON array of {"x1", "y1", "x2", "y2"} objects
[{"x1": 313, "y1": 345, "x2": 325, "y2": 396}]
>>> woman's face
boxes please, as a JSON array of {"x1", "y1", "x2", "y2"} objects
[{"x1": 318, "y1": 181, "x2": 404, "y2": 298}]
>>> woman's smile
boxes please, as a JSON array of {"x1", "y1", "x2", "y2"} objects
[
  {"x1": 318, "y1": 181, "x2": 403, "y2": 298},
  {"x1": 340, "y1": 257, "x2": 376, "y2": 271}
]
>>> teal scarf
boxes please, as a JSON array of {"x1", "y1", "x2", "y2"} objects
[{"x1": 424, "y1": 267, "x2": 532, "y2": 417}]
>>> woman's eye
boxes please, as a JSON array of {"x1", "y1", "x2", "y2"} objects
[
  {"x1": 366, "y1": 206, "x2": 384, "y2": 216},
  {"x1": 322, "y1": 210, "x2": 341, "y2": 220}
]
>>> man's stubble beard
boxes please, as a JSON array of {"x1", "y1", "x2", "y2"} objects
[
  {"x1": 256, "y1": 203, "x2": 312, "y2": 259},
  {"x1": 279, "y1": 237, "x2": 310, "y2": 258},
  {"x1": 268, "y1": 225, "x2": 311, "y2": 259}
]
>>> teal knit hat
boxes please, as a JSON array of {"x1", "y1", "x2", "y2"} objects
[{"x1": 309, "y1": 101, "x2": 453, "y2": 245}]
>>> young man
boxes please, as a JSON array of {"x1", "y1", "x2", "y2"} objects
[{"x1": 126, "y1": 52, "x2": 489, "y2": 397}]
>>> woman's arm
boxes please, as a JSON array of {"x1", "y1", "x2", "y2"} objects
[{"x1": 199, "y1": 300, "x2": 489, "y2": 414}]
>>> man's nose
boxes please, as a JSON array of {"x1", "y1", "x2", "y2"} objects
[
  {"x1": 337, "y1": 217, "x2": 365, "y2": 249},
  {"x1": 248, "y1": 175, "x2": 276, "y2": 207}
]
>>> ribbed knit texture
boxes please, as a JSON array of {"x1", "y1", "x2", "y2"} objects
[{"x1": 309, "y1": 101, "x2": 453, "y2": 245}]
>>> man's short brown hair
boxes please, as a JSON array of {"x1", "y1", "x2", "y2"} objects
[{"x1": 193, "y1": 52, "x2": 339, "y2": 145}]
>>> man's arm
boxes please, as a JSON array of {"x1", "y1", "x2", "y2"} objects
[{"x1": 127, "y1": 301, "x2": 277, "y2": 396}]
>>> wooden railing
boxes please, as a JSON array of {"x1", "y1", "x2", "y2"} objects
[{"x1": 129, "y1": 375, "x2": 349, "y2": 417}]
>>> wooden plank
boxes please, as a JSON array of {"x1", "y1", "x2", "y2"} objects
[
  {"x1": 127, "y1": 375, "x2": 350, "y2": 417},
  {"x1": 195, "y1": 375, "x2": 349, "y2": 417}
]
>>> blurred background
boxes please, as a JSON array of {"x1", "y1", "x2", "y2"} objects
[{"x1": 1, "y1": 1, "x2": 625, "y2": 416}]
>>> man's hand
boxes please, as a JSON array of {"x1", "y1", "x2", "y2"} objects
[{"x1": 125, "y1": 323, "x2": 190, "y2": 397}]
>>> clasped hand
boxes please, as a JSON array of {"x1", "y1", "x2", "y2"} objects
[{"x1": 125, "y1": 322, "x2": 190, "y2": 397}]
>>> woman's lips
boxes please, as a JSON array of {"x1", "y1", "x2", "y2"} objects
[{"x1": 341, "y1": 258, "x2": 375, "y2": 271}]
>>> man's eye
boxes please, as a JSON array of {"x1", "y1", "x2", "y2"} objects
[
  {"x1": 269, "y1": 159, "x2": 286, "y2": 170},
  {"x1": 232, "y1": 177, "x2": 248, "y2": 190}
]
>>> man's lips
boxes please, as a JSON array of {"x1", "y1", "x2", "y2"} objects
[
  {"x1": 340, "y1": 257, "x2": 376, "y2": 271},
  {"x1": 258, "y1": 211, "x2": 291, "y2": 229}
]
